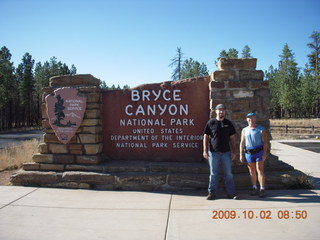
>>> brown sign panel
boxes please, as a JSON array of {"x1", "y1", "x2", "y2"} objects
[
  {"x1": 102, "y1": 78, "x2": 210, "y2": 162},
  {"x1": 46, "y1": 87, "x2": 86, "y2": 144}
]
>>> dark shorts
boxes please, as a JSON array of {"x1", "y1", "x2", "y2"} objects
[{"x1": 245, "y1": 150, "x2": 263, "y2": 163}]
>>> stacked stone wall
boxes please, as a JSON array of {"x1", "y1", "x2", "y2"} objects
[
  {"x1": 12, "y1": 62, "x2": 304, "y2": 190},
  {"x1": 210, "y1": 58, "x2": 271, "y2": 156},
  {"x1": 23, "y1": 74, "x2": 103, "y2": 172}
]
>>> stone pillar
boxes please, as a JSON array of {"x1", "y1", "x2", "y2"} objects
[
  {"x1": 210, "y1": 58, "x2": 271, "y2": 158},
  {"x1": 28, "y1": 74, "x2": 103, "y2": 171}
]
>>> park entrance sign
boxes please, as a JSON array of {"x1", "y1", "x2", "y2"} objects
[
  {"x1": 103, "y1": 78, "x2": 210, "y2": 162},
  {"x1": 13, "y1": 59, "x2": 297, "y2": 192},
  {"x1": 45, "y1": 87, "x2": 86, "y2": 144}
]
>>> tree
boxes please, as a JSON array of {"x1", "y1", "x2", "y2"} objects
[
  {"x1": 70, "y1": 64, "x2": 77, "y2": 75},
  {"x1": 16, "y1": 52, "x2": 35, "y2": 126},
  {"x1": 265, "y1": 65, "x2": 281, "y2": 118},
  {"x1": 306, "y1": 31, "x2": 320, "y2": 116},
  {"x1": 0, "y1": 46, "x2": 16, "y2": 129},
  {"x1": 180, "y1": 58, "x2": 209, "y2": 79},
  {"x1": 307, "y1": 31, "x2": 320, "y2": 76},
  {"x1": 241, "y1": 45, "x2": 252, "y2": 58},
  {"x1": 215, "y1": 48, "x2": 240, "y2": 66},
  {"x1": 218, "y1": 48, "x2": 239, "y2": 59},
  {"x1": 299, "y1": 64, "x2": 317, "y2": 117},
  {"x1": 277, "y1": 44, "x2": 301, "y2": 117},
  {"x1": 219, "y1": 50, "x2": 229, "y2": 58},
  {"x1": 169, "y1": 47, "x2": 184, "y2": 81},
  {"x1": 227, "y1": 48, "x2": 238, "y2": 58}
]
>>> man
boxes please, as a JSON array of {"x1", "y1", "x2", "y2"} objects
[
  {"x1": 240, "y1": 113, "x2": 268, "y2": 198},
  {"x1": 203, "y1": 104, "x2": 238, "y2": 200}
]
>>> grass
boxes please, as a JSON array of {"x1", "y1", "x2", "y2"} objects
[
  {"x1": 270, "y1": 118, "x2": 320, "y2": 139},
  {"x1": 0, "y1": 139, "x2": 39, "y2": 171},
  {"x1": 270, "y1": 118, "x2": 320, "y2": 127}
]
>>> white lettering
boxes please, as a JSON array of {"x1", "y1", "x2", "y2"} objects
[
  {"x1": 163, "y1": 90, "x2": 171, "y2": 101},
  {"x1": 173, "y1": 90, "x2": 181, "y2": 101},
  {"x1": 142, "y1": 90, "x2": 150, "y2": 101},
  {"x1": 125, "y1": 105, "x2": 133, "y2": 116},
  {"x1": 131, "y1": 90, "x2": 140, "y2": 101},
  {"x1": 152, "y1": 90, "x2": 161, "y2": 101},
  {"x1": 130, "y1": 89, "x2": 182, "y2": 102},
  {"x1": 135, "y1": 105, "x2": 145, "y2": 115}
]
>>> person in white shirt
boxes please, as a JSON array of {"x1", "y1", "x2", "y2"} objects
[{"x1": 240, "y1": 113, "x2": 268, "y2": 198}]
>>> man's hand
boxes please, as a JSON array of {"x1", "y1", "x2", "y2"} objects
[
  {"x1": 240, "y1": 155, "x2": 246, "y2": 164},
  {"x1": 231, "y1": 152, "x2": 237, "y2": 161},
  {"x1": 262, "y1": 153, "x2": 267, "y2": 162},
  {"x1": 203, "y1": 152, "x2": 208, "y2": 160}
]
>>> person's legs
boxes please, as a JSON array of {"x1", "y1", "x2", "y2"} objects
[
  {"x1": 220, "y1": 151, "x2": 235, "y2": 196},
  {"x1": 247, "y1": 162, "x2": 257, "y2": 186},
  {"x1": 245, "y1": 152, "x2": 259, "y2": 195},
  {"x1": 256, "y1": 159, "x2": 266, "y2": 197},
  {"x1": 257, "y1": 160, "x2": 265, "y2": 188},
  {"x1": 207, "y1": 151, "x2": 220, "y2": 193}
]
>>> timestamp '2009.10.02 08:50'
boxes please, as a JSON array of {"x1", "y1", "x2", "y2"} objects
[{"x1": 212, "y1": 210, "x2": 308, "y2": 220}]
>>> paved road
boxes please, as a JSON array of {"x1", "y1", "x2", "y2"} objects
[
  {"x1": 0, "y1": 140, "x2": 319, "y2": 240},
  {"x1": 0, "y1": 130, "x2": 43, "y2": 149},
  {"x1": 281, "y1": 141, "x2": 320, "y2": 153}
]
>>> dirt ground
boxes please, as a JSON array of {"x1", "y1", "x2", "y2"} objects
[{"x1": 0, "y1": 170, "x2": 18, "y2": 186}]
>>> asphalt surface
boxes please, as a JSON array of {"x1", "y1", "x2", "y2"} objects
[
  {"x1": 0, "y1": 130, "x2": 43, "y2": 149},
  {"x1": 281, "y1": 141, "x2": 320, "y2": 153},
  {"x1": 0, "y1": 140, "x2": 319, "y2": 240}
]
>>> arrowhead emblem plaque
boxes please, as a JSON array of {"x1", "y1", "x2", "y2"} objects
[{"x1": 45, "y1": 87, "x2": 86, "y2": 144}]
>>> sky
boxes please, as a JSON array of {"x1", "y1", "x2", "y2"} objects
[{"x1": 1, "y1": 0, "x2": 319, "y2": 88}]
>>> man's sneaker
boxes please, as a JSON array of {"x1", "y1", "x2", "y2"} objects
[
  {"x1": 227, "y1": 194, "x2": 239, "y2": 200},
  {"x1": 250, "y1": 188, "x2": 259, "y2": 196},
  {"x1": 206, "y1": 191, "x2": 216, "y2": 200},
  {"x1": 259, "y1": 189, "x2": 266, "y2": 198}
]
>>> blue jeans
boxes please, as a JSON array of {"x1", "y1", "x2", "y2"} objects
[{"x1": 208, "y1": 151, "x2": 235, "y2": 195}]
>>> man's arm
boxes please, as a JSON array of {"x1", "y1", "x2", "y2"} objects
[
  {"x1": 239, "y1": 129, "x2": 246, "y2": 163},
  {"x1": 229, "y1": 134, "x2": 237, "y2": 161},
  {"x1": 261, "y1": 130, "x2": 268, "y2": 161},
  {"x1": 203, "y1": 134, "x2": 209, "y2": 160}
]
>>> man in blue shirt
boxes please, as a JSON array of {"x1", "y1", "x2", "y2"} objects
[{"x1": 240, "y1": 113, "x2": 268, "y2": 197}]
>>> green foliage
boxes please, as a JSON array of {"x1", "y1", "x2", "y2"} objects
[
  {"x1": 277, "y1": 44, "x2": 301, "y2": 117},
  {"x1": 181, "y1": 58, "x2": 208, "y2": 79},
  {"x1": 169, "y1": 47, "x2": 184, "y2": 81},
  {"x1": 218, "y1": 48, "x2": 239, "y2": 59},
  {"x1": 215, "y1": 46, "x2": 250, "y2": 66},
  {"x1": 34, "y1": 57, "x2": 77, "y2": 96},
  {"x1": 241, "y1": 45, "x2": 252, "y2": 58},
  {"x1": 307, "y1": 31, "x2": 320, "y2": 76},
  {"x1": 0, "y1": 46, "x2": 15, "y2": 106},
  {"x1": 266, "y1": 32, "x2": 320, "y2": 118},
  {"x1": 0, "y1": 47, "x2": 79, "y2": 130},
  {"x1": 100, "y1": 80, "x2": 130, "y2": 90},
  {"x1": 169, "y1": 47, "x2": 208, "y2": 81},
  {"x1": 227, "y1": 48, "x2": 239, "y2": 58},
  {"x1": 17, "y1": 53, "x2": 35, "y2": 106}
]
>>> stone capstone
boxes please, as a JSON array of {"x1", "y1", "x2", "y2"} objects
[{"x1": 49, "y1": 74, "x2": 100, "y2": 87}]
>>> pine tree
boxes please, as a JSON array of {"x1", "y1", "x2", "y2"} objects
[
  {"x1": 0, "y1": 46, "x2": 16, "y2": 129},
  {"x1": 265, "y1": 65, "x2": 281, "y2": 118},
  {"x1": 299, "y1": 64, "x2": 316, "y2": 117},
  {"x1": 215, "y1": 48, "x2": 240, "y2": 66},
  {"x1": 16, "y1": 52, "x2": 35, "y2": 126},
  {"x1": 307, "y1": 31, "x2": 320, "y2": 76},
  {"x1": 181, "y1": 58, "x2": 208, "y2": 79},
  {"x1": 277, "y1": 44, "x2": 301, "y2": 117},
  {"x1": 306, "y1": 31, "x2": 320, "y2": 116},
  {"x1": 227, "y1": 48, "x2": 238, "y2": 58},
  {"x1": 169, "y1": 47, "x2": 184, "y2": 81},
  {"x1": 241, "y1": 45, "x2": 252, "y2": 58}
]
